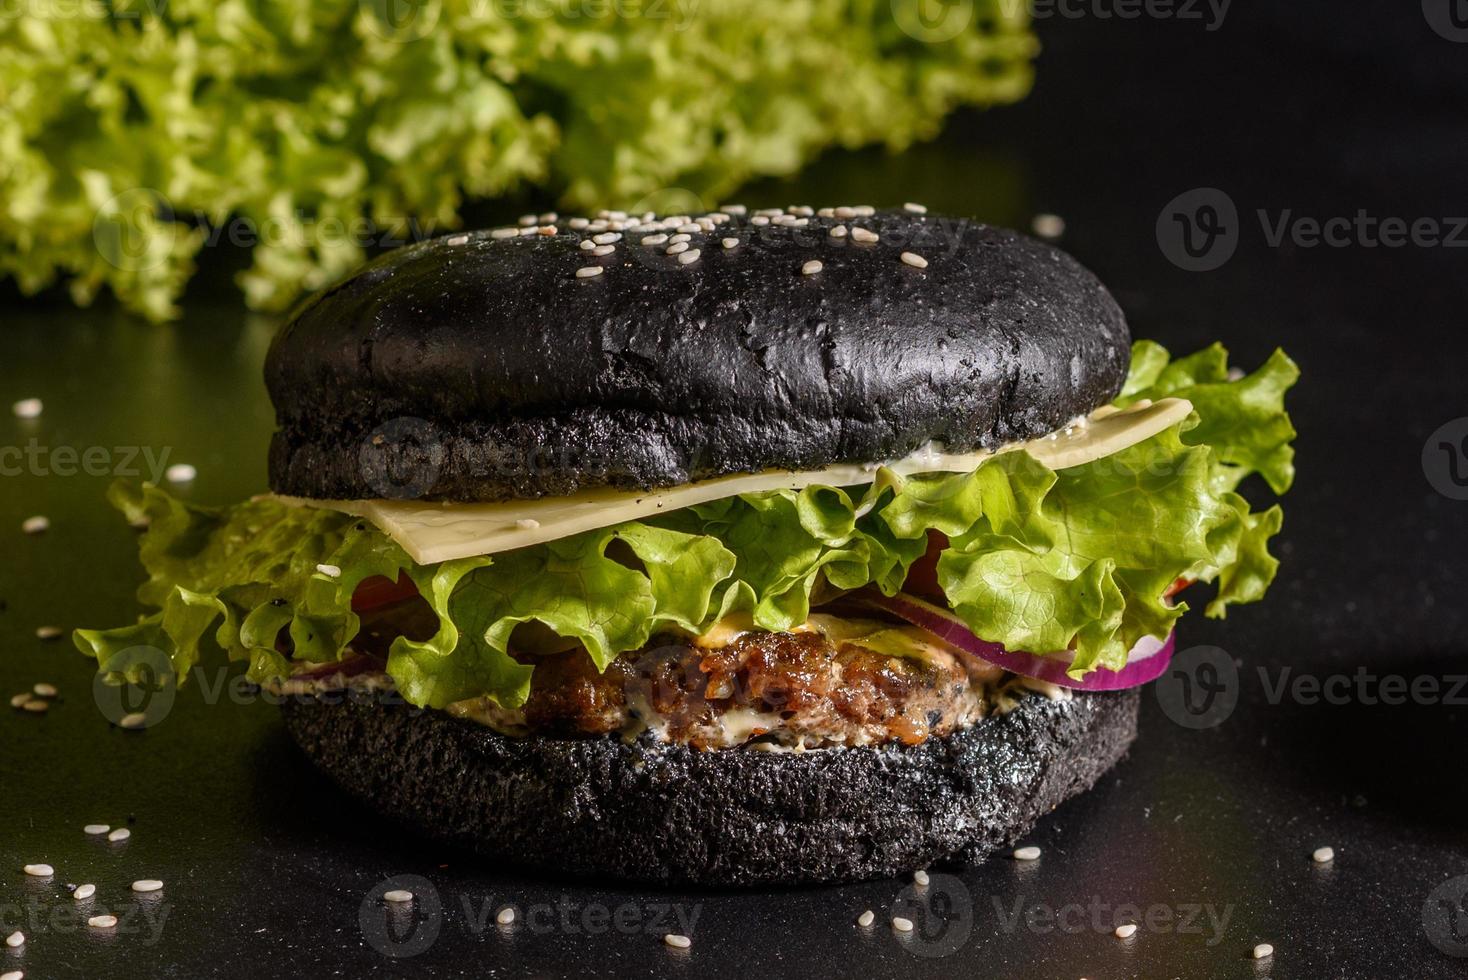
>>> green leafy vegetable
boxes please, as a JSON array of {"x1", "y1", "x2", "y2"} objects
[
  {"x1": 1, "y1": 1, "x2": 1035, "y2": 321},
  {"x1": 76, "y1": 341, "x2": 1297, "y2": 702}
]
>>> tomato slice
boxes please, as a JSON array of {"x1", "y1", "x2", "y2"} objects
[
  {"x1": 351, "y1": 573, "x2": 420, "y2": 613},
  {"x1": 901, "y1": 531, "x2": 950, "y2": 602},
  {"x1": 1164, "y1": 577, "x2": 1193, "y2": 598}
]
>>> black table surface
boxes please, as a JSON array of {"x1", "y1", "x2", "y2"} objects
[{"x1": 4, "y1": 6, "x2": 1466, "y2": 978}]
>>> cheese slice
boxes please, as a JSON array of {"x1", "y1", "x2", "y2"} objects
[{"x1": 277, "y1": 397, "x2": 1191, "y2": 564}]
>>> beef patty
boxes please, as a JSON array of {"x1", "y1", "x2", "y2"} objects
[{"x1": 446, "y1": 622, "x2": 1004, "y2": 750}]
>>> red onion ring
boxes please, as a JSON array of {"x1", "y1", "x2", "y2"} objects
[{"x1": 857, "y1": 590, "x2": 1175, "y2": 691}]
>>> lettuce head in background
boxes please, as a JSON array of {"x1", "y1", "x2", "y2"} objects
[{"x1": 0, "y1": 0, "x2": 1035, "y2": 322}]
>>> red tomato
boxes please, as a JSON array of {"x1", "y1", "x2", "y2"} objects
[
  {"x1": 350, "y1": 573, "x2": 419, "y2": 613},
  {"x1": 901, "y1": 531, "x2": 950, "y2": 602}
]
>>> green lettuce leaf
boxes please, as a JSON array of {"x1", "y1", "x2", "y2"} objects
[
  {"x1": 78, "y1": 341, "x2": 1297, "y2": 701},
  {"x1": 1, "y1": 1, "x2": 1035, "y2": 321}
]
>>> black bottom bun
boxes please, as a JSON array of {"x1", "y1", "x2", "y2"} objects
[{"x1": 279, "y1": 688, "x2": 1139, "y2": 886}]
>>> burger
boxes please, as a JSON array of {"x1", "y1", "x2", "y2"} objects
[{"x1": 77, "y1": 206, "x2": 1298, "y2": 886}]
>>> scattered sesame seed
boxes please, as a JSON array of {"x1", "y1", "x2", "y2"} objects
[
  {"x1": 568, "y1": 217, "x2": 589, "y2": 230},
  {"x1": 1031, "y1": 213, "x2": 1066, "y2": 239},
  {"x1": 817, "y1": 207, "x2": 835, "y2": 218},
  {"x1": 131, "y1": 879, "x2": 163, "y2": 893},
  {"x1": 913, "y1": 869, "x2": 930, "y2": 886},
  {"x1": 87, "y1": 915, "x2": 117, "y2": 930},
  {"x1": 35, "y1": 626, "x2": 63, "y2": 641},
  {"x1": 4, "y1": 932, "x2": 22, "y2": 948},
  {"x1": 23, "y1": 864, "x2": 53, "y2": 877},
  {"x1": 593, "y1": 232, "x2": 621, "y2": 244},
  {"x1": 32, "y1": 683, "x2": 57, "y2": 699},
  {"x1": 663, "y1": 933, "x2": 692, "y2": 949},
  {"x1": 490, "y1": 228, "x2": 517, "y2": 239},
  {"x1": 1114, "y1": 923, "x2": 1138, "y2": 939},
  {"x1": 21, "y1": 515, "x2": 49, "y2": 535},
  {"x1": 722, "y1": 204, "x2": 746, "y2": 215},
  {"x1": 9, "y1": 694, "x2": 28, "y2": 709},
  {"x1": 382, "y1": 889, "x2": 412, "y2": 903},
  {"x1": 891, "y1": 917, "x2": 914, "y2": 933},
  {"x1": 514, "y1": 518, "x2": 540, "y2": 530},
  {"x1": 578, "y1": 239, "x2": 595, "y2": 250},
  {"x1": 1013, "y1": 846, "x2": 1042, "y2": 861},
  {"x1": 641, "y1": 234, "x2": 669, "y2": 246},
  {"x1": 517, "y1": 226, "x2": 537, "y2": 237},
  {"x1": 666, "y1": 242, "x2": 689, "y2": 255},
  {"x1": 538, "y1": 212, "x2": 557, "y2": 223},
  {"x1": 850, "y1": 227, "x2": 879, "y2": 244},
  {"x1": 74, "y1": 883, "x2": 96, "y2": 900},
  {"x1": 165, "y1": 463, "x2": 196, "y2": 483},
  {"x1": 903, "y1": 202, "x2": 928, "y2": 214},
  {"x1": 669, "y1": 233, "x2": 691, "y2": 244},
  {"x1": 608, "y1": 210, "x2": 628, "y2": 221},
  {"x1": 828, "y1": 225, "x2": 848, "y2": 238},
  {"x1": 0, "y1": 971, "x2": 21, "y2": 980},
  {"x1": 1253, "y1": 943, "x2": 1274, "y2": 960},
  {"x1": 751, "y1": 216, "x2": 770, "y2": 226},
  {"x1": 834, "y1": 206, "x2": 856, "y2": 219},
  {"x1": 315, "y1": 563, "x2": 341, "y2": 578},
  {"x1": 801, "y1": 260, "x2": 823, "y2": 275},
  {"x1": 12, "y1": 398, "x2": 42, "y2": 419},
  {"x1": 900, "y1": 251, "x2": 928, "y2": 269},
  {"x1": 107, "y1": 828, "x2": 131, "y2": 842},
  {"x1": 445, "y1": 233, "x2": 470, "y2": 246},
  {"x1": 721, "y1": 238, "x2": 739, "y2": 249},
  {"x1": 21, "y1": 700, "x2": 47, "y2": 714},
  {"x1": 676, "y1": 224, "x2": 700, "y2": 234},
  {"x1": 496, "y1": 907, "x2": 516, "y2": 925},
  {"x1": 575, "y1": 266, "x2": 603, "y2": 279},
  {"x1": 591, "y1": 244, "x2": 616, "y2": 256},
  {"x1": 853, "y1": 205, "x2": 875, "y2": 216},
  {"x1": 856, "y1": 910, "x2": 875, "y2": 928},
  {"x1": 755, "y1": 208, "x2": 782, "y2": 217},
  {"x1": 678, "y1": 249, "x2": 702, "y2": 266},
  {"x1": 83, "y1": 824, "x2": 109, "y2": 836},
  {"x1": 517, "y1": 214, "x2": 537, "y2": 227},
  {"x1": 537, "y1": 225, "x2": 557, "y2": 236},
  {"x1": 1313, "y1": 846, "x2": 1335, "y2": 864},
  {"x1": 118, "y1": 712, "x2": 147, "y2": 730}
]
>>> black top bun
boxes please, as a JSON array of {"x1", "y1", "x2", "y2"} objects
[{"x1": 266, "y1": 209, "x2": 1130, "y2": 501}]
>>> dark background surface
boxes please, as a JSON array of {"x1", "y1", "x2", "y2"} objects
[{"x1": 4, "y1": 4, "x2": 1467, "y2": 978}]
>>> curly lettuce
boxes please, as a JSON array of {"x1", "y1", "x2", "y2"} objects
[
  {"x1": 1, "y1": 0, "x2": 1034, "y2": 321},
  {"x1": 76, "y1": 341, "x2": 1297, "y2": 706}
]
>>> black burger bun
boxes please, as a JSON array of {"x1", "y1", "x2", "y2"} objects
[
  {"x1": 278, "y1": 687, "x2": 1139, "y2": 887},
  {"x1": 266, "y1": 209, "x2": 1131, "y2": 501}
]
